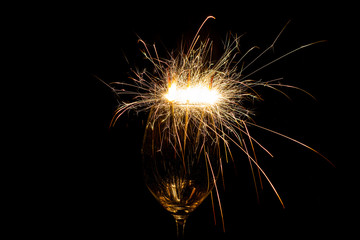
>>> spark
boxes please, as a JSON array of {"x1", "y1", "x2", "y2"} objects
[{"x1": 100, "y1": 16, "x2": 332, "y2": 230}]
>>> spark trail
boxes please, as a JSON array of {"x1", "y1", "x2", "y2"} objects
[{"x1": 100, "y1": 16, "x2": 331, "y2": 228}]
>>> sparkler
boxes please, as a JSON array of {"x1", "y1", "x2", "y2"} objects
[{"x1": 100, "y1": 16, "x2": 332, "y2": 233}]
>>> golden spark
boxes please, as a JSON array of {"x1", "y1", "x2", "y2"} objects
[{"x1": 99, "y1": 16, "x2": 333, "y2": 231}]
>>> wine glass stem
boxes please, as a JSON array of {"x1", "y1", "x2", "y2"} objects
[{"x1": 174, "y1": 216, "x2": 187, "y2": 239}]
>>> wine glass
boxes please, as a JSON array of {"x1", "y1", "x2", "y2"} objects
[{"x1": 142, "y1": 112, "x2": 221, "y2": 239}]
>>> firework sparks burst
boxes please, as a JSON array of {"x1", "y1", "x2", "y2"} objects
[{"x1": 101, "y1": 16, "x2": 332, "y2": 229}]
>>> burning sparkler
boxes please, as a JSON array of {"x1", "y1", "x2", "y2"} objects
[{"x1": 99, "y1": 16, "x2": 332, "y2": 235}]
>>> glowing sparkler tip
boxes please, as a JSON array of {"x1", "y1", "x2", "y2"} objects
[{"x1": 164, "y1": 83, "x2": 220, "y2": 106}]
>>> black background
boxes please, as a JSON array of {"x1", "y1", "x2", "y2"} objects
[{"x1": 21, "y1": 1, "x2": 353, "y2": 239}]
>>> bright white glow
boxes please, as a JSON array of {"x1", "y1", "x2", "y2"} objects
[{"x1": 164, "y1": 83, "x2": 220, "y2": 105}]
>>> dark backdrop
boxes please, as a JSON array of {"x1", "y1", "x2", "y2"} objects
[{"x1": 33, "y1": 1, "x2": 351, "y2": 239}]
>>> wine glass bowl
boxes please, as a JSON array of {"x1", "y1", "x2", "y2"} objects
[{"x1": 142, "y1": 112, "x2": 220, "y2": 237}]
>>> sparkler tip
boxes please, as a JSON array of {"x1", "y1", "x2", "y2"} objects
[{"x1": 164, "y1": 83, "x2": 220, "y2": 106}]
